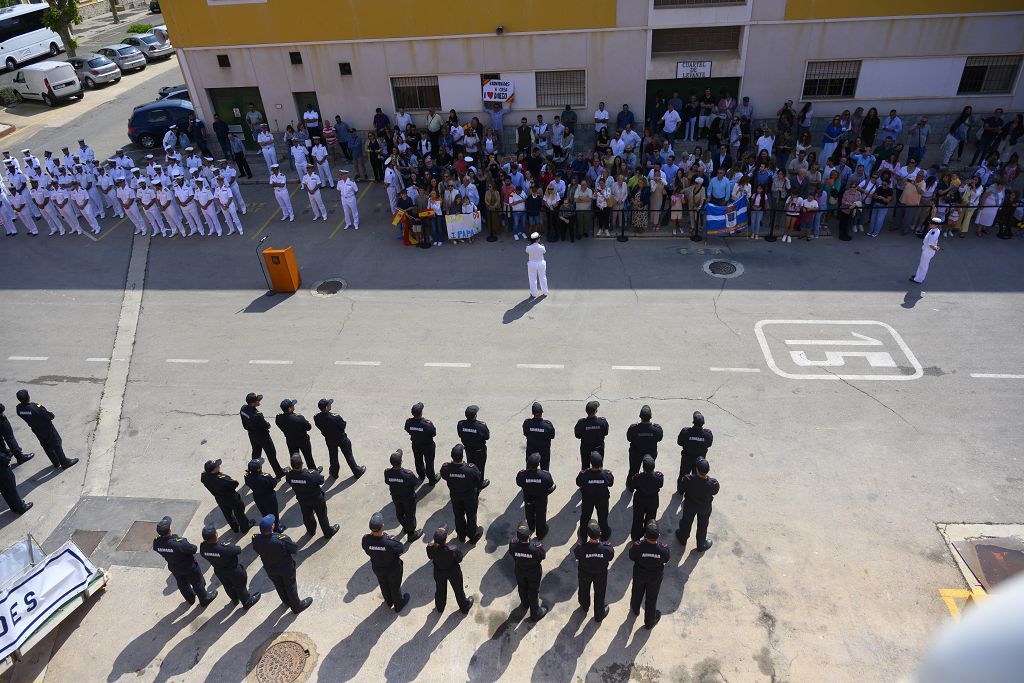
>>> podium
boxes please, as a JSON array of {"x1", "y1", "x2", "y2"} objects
[{"x1": 262, "y1": 246, "x2": 300, "y2": 293}]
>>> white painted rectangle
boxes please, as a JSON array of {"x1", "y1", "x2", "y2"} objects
[
  {"x1": 710, "y1": 367, "x2": 761, "y2": 373},
  {"x1": 249, "y1": 360, "x2": 293, "y2": 365},
  {"x1": 424, "y1": 362, "x2": 471, "y2": 368},
  {"x1": 7, "y1": 356, "x2": 48, "y2": 361},
  {"x1": 856, "y1": 57, "x2": 966, "y2": 100},
  {"x1": 166, "y1": 358, "x2": 209, "y2": 364},
  {"x1": 612, "y1": 365, "x2": 661, "y2": 371},
  {"x1": 517, "y1": 364, "x2": 565, "y2": 369},
  {"x1": 438, "y1": 74, "x2": 485, "y2": 114},
  {"x1": 970, "y1": 373, "x2": 1024, "y2": 379},
  {"x1": 334, "y1": 361, "x2": 382, "y2": 366},
  {"x1": 676, "y1": 61, "x2": 712, "y2": 79}
]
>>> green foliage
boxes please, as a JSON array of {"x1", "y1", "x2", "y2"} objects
[
  {"x1": 42, "y1": 0, "x2": 82, "y2": 27},
  {"x1": 126, "y1": 23, "x2": 155, "y2": 34},
  {"x1": 0, "y1": 86, "x2": 18, "y2": 106},
  {"x1": 0, "y1": 0, "x2": 21, "y2": 8}
]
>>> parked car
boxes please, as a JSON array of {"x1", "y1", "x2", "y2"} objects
[
  {"x1": 149, "y1": 0, "x2": 160, "y2": 13},
  {"x1": 157, "y1": 83, "x2": 186, "y2": 98},
  {"x1": 97, "y1": 44, "x2": 147, "y2": 73},
  {"x1": 128, "y1": 99, "x2": 194, "y2": 149},
  {"x1": 151, "y1": 25, "x2": 169, "y2": 44},
  {"x1": 158, "y1": 86, "x2": 190, "y2": 102},
  {"x1": 67, "y1": 54, "x2": 120, "y2": 89},
  {"x1": 123, "y1": 33, "x2": 172, "y2": 61},
  {"x1": 10, "y1": 61, "x2": 83, "y2": 106}
]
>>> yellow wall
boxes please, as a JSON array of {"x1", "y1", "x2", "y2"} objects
[
  {"x1": 164, "y1": 0, "x2": 618, "y2": 48},
  {"x1": 785, "y1": 0, "x2": 1023, "y2": 20}
]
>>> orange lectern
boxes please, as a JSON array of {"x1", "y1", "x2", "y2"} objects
[{"x1": 262, "y1": 246, "x2": 300, "y2": 293}]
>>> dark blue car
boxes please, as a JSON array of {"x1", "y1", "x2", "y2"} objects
[{"x1": 127, "y1": 99, "x2": 193, "y2": 149}]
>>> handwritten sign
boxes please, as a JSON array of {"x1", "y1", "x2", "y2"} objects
[
  {"x1": 445, "y1": 212, "x2": 482, "y2": 239},
  {"x1": 676, "y1": 61, "x2": 712, "y2": 79},
  {"x1": 482, "y1": 79, "x2": 514, "y2": 103}
]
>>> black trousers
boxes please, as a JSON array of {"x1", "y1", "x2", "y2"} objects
[
  {"x1": 527, "y1": 447, "x2": 551, "y2": 472},
  {"x1": 433, "y1": 565, "x2": 470, "y2": 612},
  {"x1": 515, "y1": 565, "x2": 542, "y2": 618},
  {"x1": 253, "y1": 495, "x2": 283, "y2": 531},
  {"x1": 248, "y1": 432, "x2": 284, "y2": 477},
  {"x1": 466, "y1": 446, "x2": 487, "y2": 479},
  {"x1": 297, "y1": 498, "x2": 333, "y2": 536},
  {"x1": 523, "y1": 494, "x2": 549, "y2": 538},
  {"x1": 678, "y1": 453, "x2": 701, "y2": 489},
  {"x1": 216, "y1": 493, "x2": 251, "y2": 532},
  {"x1": 0, "y1": 416, "x2": 26, "y2": 457},
  {"x1": 451, "y1": 493, "x2": 479, "y2": 541},
  {"x1": 217, "y1": 136, "x2": 231, "y2": 160},
  {"x1": 578, "y1": 568, "x2": 608, "y2": 617},
  {"x1": 630, "y1": 495, "x2": 659, "y2": 541},
  {"x1": 326, "y1": 438, "x2": 359, "y2": 477},
  {"x1": 0, "y1": 465, "x2": 28, "y2": 513},
  {"x1": 370, "y1": 156, "x2": 384, "y2": 182},
  {"x1": 36, "y1": 431, "x2": 71, "y2": 468},
  {"x1": 287, "y1": 438, "x2": 316, "y2": 470},
  {"x1": 172, "y1": 564, "x2": 211, "y2": 604},
  {"x1": 267, "y1": 568, "x2": 301, "y2": 610},
  {"x1": 579, "y1": 443, "x2": 605, "y2": 471},
  {"x1": 412, "y1": 442, "x2": 437, "y2": 482},
  {"x1": 580, "y1": 497, "x2": 610, "y2": 541},
  {"x1": 233, "y1": 151, "x2": 252, "y2": 178},
  {"x1": 213, "y1": 565, "x2": 252, "y2": 604},
  {"x1": 372, "y1": 562, "x2": 403, "y2": 607},
  {"x1": 393, "y1": 496, "x2": 417, "y2": 534},
  {"x1": 630, "y1": 568, "x2": 663, "y2": 627},
  {"x1": 678, "y1": 502, "x2": 711, "y2": 547}
]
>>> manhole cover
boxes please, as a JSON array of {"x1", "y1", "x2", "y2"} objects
[
  {"x1": 115, "y1": 520, "x2": 157, "y2": 552},
  {"x1": 311, "y1": 278, "x2": 348, "y2": 297},
  {"x1": 253, "y1": 641, "x2": 308, "y2": 683},
  {"x1": 702, "y1": 259, "x2": 744, "y2": 279},
  {"x1": 71, "y1": 530, "x2": 106, "y2": 557}
]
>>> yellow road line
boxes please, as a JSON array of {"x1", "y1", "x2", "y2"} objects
[
  {"x1": 939, "y1": 588, "x2": 988, "y2": 620},
  {"x1": 95, "y1": 217, "x2": 126, "y2": 242},
  {"x1": 250, "y1": 185, "x2": 300, "y2": 241},
  {"x1": 330, "y1": 183, "x2": 371, "y2": 239}
]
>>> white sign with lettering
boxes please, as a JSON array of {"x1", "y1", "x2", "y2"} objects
[
  {"x1": 676, "y1": 61, "x2": 712, "y2": 79},
  {"x1": 482, "y1": 79, "x2": 514, "y2": 102}
]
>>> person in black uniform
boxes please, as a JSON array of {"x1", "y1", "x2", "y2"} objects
[
  {"x1": 630, "y1": 455, "x2": 663, "y2": 541},
  {"x1": 362, "y1": 512, "x2": 410, "y2": 613},
  {"x1": 152, "y1": 516, "x2": 217, "y2": 607},
  {"x1": 629, "y1": 521, "x2": 671, "y2": 629},
  {"x1": 577, "y1": 452, "x2": 614, "y2": 541},
  {"x1": 313, "y1": 398, "x2": 366, "y2": 479},
  {"x1": 516, "y1": 453, "x2": 555, "y2": 539},
  {"x1": 14, "y1": 390, "x2": 77, "y2": 470},
  {"x1": 574, "y1": 400, "x2": 608, "y2": 471},
  {"x1": 244, "y1": 458, "x2": 286, "y2": 532},
  {"x1": 0, "y1": 449, "x2": 32, "y2": 514},
  {"x1": 456, "y1": 405, "x2": 490, "y2": 489},
  {"x1": 239, "y1": 392, "x2": 284, "y2": 478},
  {"x1": 200, "y1": 459, "x2": 254, "y2": 533},
  {"x1": 199, "y1": 524, "x2": 261, "y2": 609},
  {"x1": 252, "y1": 515, "x2": 312, "y2": 613},
  {"x1": 625, "y1": 405, "x2": 663, "y2": 490},
  {"x1": 676, "y1": 410, "x2": 713, "y2": 490},
  {"x1": 385, "y1": 449, "x2": 422, "y2": 541},
  {"x1": 426, "y1": 525, "x2": 474, "y2": 614},
  {"x1": 439, "y1": 444, "x2": 484, "y2": 544},
  {"x1": 676, "y1": 457, "x2": 719, "y2": 551},
  {"x1": 573, "y1": 521, "x2": 614, "y2": 621},
  {"x1": 0, "y1": 403, "x2": 34, "y2": 465},
  {"x1": 404, "y1": 402, "x2": 438, "y2": 485},
  {"x1": 286, "y1": 454, "x2": 338, "y2": 538},
  {"x1": 522, "y1": 402, "x2": 555, "y2": 470},
  {"x1": 509, "y1": 524, "x2": 547, "y2": 621},
  {"x1": 275, "y1": 399, "x2": 316, "y2": 470}
]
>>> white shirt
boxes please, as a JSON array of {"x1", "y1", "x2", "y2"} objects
[
  {"x1": 115, "y1": 185, "x2": 136, "y2": 206},
  {"x1": 214, "y1": 186, "x2": 234, "y2": 207},
  {"x1": 395, "y1": 112, "x2": 412, "y2": 130},
  {"x1": 661, "y1": 109, "x2": 682, "y2": 133},
  {"x1": 312, "y1": 144, "x2": 328, "y2": 163},
  {"x1": 78, "y1": 146, "x2": 95, "y2": 163},
  {"x1": 185, "y1": 155, "x2": 203, "y2": 171},
  {"x1": 70, "y1": 187, "x2": 91, "y2": 207},
  {"x1": 302, "y1": 109, "x2": 320, "y2": 129},
  {"x1": 195, "y1": 187, "x2": 215, "y2": 208},
  {"x1": 384, "y1": 167, "x2": 399, "y2": 188},
  {"x1": 270, "y1": 172, "x2": 288, "y2": 190},
  {"x1": 173, "y1": 184, "x2": 195, "y2": 205},
  {"x1": 593, "y1": 108, "x2": 609, "y2": 131},
  {"x1": 609, "y1": 138, "x2": 625, "y2": 157},
  {"x1": 31, "y1": 186, "x2": 52, "y2": 208},
  {"x1": 162, "y1": 130, "x2": 177, "y2": 148},
  {"x1": 136, "y1": 186, "x2": 156, "y2": 206},
  {"x1": 337, "y1": 177, "x2": 358, "y2": 199},
  {"x1": 526, "y1": 242, "x2": 546, "y2": 262},
  {"x1": 302, "y1": 174, "x2": 321, "y2": 192},
  {"x1": 922, "y1": 227, "x2": 940, "y2": 251},
  {"x1": 290, "y1": 145, "x2": 307, "y2": 164},
  {"x1": 97, "y1": 174, "x2": 114, "y2": 192},
  {"x1": 756, "y1": 135, "x2": 775, "y2": 156},
  {"x1": 156, "y1": 188, "x2": 178, "y2": 212},
  {"x1": 257, "y1": 131, "x2": 275, "y2": 149}
]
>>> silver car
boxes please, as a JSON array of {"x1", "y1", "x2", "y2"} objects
[
  {"x1": 97, "y1": 44, "x2": 147, "y2": 73},
  {"x1": 123, "y1": 33, "x2": 173, "y2": 61},
  {"x1": 67, "y1": 54, "x2": 121, "y2": 88}
]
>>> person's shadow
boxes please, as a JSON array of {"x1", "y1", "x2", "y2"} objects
[
  {"x1": 502, "y1": 296, "x2": 544, "y2": 324},
  {"x1": 153, "y1": 603, "x2": 245, "y2": 683},
  {"x1": 531, "y1": 609, "x2": 602, "y2": 682},
  {"x1": 206, "y1": 605, "x2": 297, "y2": 681},
  {"x1": 318, "y1": 606, "x2": 398, "y2": 682},
  {"x1": 585, "y1": 611, "x2": 652, "y2": 680},
  {"x1": 383, "y1": 610, "x2": 465, "y2": 681},
  {"x1": 901, "y1": 289, "x2": 922, "y2": 309},
  {"x1": 464, "y1": 611, "x2": 539, "y2": 682},
  {"x1": 107, "y1": 603, "x2": 204, "y2": 681}
]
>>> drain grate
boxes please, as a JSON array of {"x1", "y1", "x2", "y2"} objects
[
  {"x1": 702, "y1": 259, "x2": 744, "y2": 279},
  {"x1": 311, "y1": 278, "x2": 348, "y2": 297},
  {"x1": 115, "y1": 521, "x2": 157, "y2": 552},
  {"x1": 253, "y1": 641, "x2": 308, "y2": 683}
]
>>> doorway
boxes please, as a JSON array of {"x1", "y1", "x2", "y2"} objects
[
  {"x1": 292, "y1": 91, "x2": 321, "y2": 130},
  {"x1": 207, "y1": 86, "x2": 265, "y2": 150},
  {"x1": 645, "y1": 77, "x2": 741, "y2": 127}
]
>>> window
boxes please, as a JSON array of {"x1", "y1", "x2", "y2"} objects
[
  {"x1": 390, "y1": 75, "x2": 440, "y2": 110},
  {"x1": 145, "y1": 109, "x2": 171, "y2": 125},
  {"x1": 217, "y1": 54, "x2": 230, "y2": 68},
  {"x1": 535, "y1": 70, "x2": 585, "y2": 107},
  {"x1": 654, "y1": 0, "x2": 744, "y2": 6},
  {"x1": 338, "y1": 62, "x2": 352, "y2": 75},
  {"x1": 802, "y1": 60, "x2": 860, "y2": 99},
  {"x1": 289, "y1": 51, "x2": 302, "y2": 65},
  {"x1": 650, "y1": 26, "x2": 741, "y2": 53},
  {"x1": 958, "y1": 55, "x2": 1021, "y2": 95}
]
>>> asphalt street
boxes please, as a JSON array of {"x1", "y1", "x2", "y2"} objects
[{"x1": 1, "y1": 80, "x2": 1023, "y2": 683}]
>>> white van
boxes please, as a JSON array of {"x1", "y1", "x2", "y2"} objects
[{"x1": 10, "y1": 61, "x2": 83, "y2": 106}]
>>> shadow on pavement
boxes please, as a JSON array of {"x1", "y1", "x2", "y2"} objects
[
  {"x1": 501, "y1": 295, "x2": 544, "y2": 324},
  {"x1": 107, "y1": 601, "x2": 203, "y2": 681},
  {"x1": 585, "y1": 612, "x2": 652, "y2": 681},
  {"x1": 530, "y1": 609, "x2": 602, "y2": 683},
  {"x1": 318, "y1": 606, "x2": 398, "y2": 682},
  {"x1": 464, "y1": 611, "x2": 537, "y2": 683},
  {"x1": 153, "y1": 602, "x2": 245, "y2": 683},
  {"x1": 206, "y1": 604, "x2": 296, "y2": 681},
  {"x1": 384, "y1": 610, "x2": 465, "y2": 682}
]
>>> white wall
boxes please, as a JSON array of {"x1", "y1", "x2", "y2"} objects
[
  {"x1": 437, "y1": 74, "x2": 485, "y2": 113},
  {"x1": 856, "y1": 57, "x2": 966, "y2": 100}
]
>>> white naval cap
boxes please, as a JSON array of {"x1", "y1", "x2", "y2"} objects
[
  {"x1": 20, "y1": 149, "x2": 29, "y2": 154},
  {"x1": 339, "y1": 168, "x2": 349, "y2": 174},
  {"x1": 130, "y1": 167, "x2": 140, "y2": 173}
]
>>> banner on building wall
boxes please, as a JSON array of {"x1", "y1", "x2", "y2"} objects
[
  {"x1": 445, "y1": 212, "x2": 482, "y2": 239},
  {"x1": 482, "y1": 79, "x2": 515, "y2": 103},
  {"x1": 676, "y1": 61, "x2": 712, "y2": 79}
]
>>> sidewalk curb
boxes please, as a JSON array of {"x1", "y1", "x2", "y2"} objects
[{"x1": 0, "y1": 123, "x2": 17, "y2": 140}]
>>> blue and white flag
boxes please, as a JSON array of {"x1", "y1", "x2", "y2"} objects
[{"x1": 705, "y1": 195, "x2": 749, "y2": 237}]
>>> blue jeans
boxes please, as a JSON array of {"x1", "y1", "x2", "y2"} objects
[
  {"x1": 869, "y1": 206, "x2": 888, "y2": 235},
  {"x1": 812, "y1": 210, "x2": 824, "y2": 237},
  {"x1": 749, "y1": 210, "x2": 764, "y2": 236},
  {"x1": 432, "y1": 216, "x2": 445, "y2": 243},
  {"x1": 512, "y1": 211, "x2": 526, "y2": 236}
]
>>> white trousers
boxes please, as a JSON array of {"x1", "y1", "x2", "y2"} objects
[
  {"x1": 386, "y1": 186, "x2": 398, "y2": 213},
  {"x1": 914, "y1": 249, "x2": 935, "y2": 283},
  {"x1": 14, "y1": 207, "x2": 38, "y2": 235},
  {"x1": 59, "y1": 206, "x2": 83, "y2": 234},
  {"x1": 103, "y1": 189, "x2": 123, "y2": 217},
  {"x1": 181, "y1": 203, "x2": 204, "y2": 235},
  {"x1": 316, "y1": 161, "x2": 333, "y2": 189},
  {"x1": 21, "y1": 188, "x2": 40, "y2": 218},
  {"x1": 341, "y1": 197, "x2": 359, "y2": 228},
  {"x1": 201, "y1": 206, "x2": 222, "y2": 236},
  {"x1": 230, "y1": 184, "x2": 246, "y2": 214},
  {"x1": 124, "y1": 204, "x2": 146, "y2": 234},
  {"x1": 307, "y1": 190, "x2": 327, "y2": 219},
  {"x1": 41, "y1": 205, "x2": 64, "y2": 234},
  {"x1": 274, "y1": 188, "x2": 293, "y2": 219},
  {"x1": 1, "y1": 211, "x2": 15, "y2": 235},
  {"x1": 527, "y1": 260, "x2": 549, "y2": 296},
  {"x1": 143, "y1": 206, "x2": 165, "y2": 235},
  {"x1": 77, "y1": 202, "x2": 101, "y2": 233},
  {"x1": 88, "y1": 187, "x2": 105, "y2": 218},
  {"x1": 261, "y1": 147, "x2": 277, "y2": 172},
  {"x1": 220, "y1": 204, "x2": 243, "y2": 234},
  {"x1": 161, "y1": 208, "x2": 185, "y2": 237}
]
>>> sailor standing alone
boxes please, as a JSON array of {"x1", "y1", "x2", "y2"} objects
[
  {"x1": 910, "y1": 217, "x2": 942, "y2": 284},
  {"x1": 525, "y1": 232, "x2": 549, "y2": 298}
]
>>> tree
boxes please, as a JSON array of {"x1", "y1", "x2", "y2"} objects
[
  {"x1": 42, "y1": 0, "x2": 83, "y2": 58},
  {"x1": 0, "y1": 0, "x2": 21, "y2": 7}
]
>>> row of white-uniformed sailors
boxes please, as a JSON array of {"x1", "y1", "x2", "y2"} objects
[{"x1": 268, "y1": 160, "x2": 360, "y2": 229}]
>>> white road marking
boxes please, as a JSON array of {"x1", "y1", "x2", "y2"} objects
[
  {"x1": 710, "y1": 367, "x2": 761, "y2": 373},
  {"x1": 166, "y1": 358, "x2": 209, "y2": 364},
  {"x1": 784, "y1": 332, "x2": 883, "y2": 346},
  {"x1": 612, "y1": 365, "x2": 661, "y2": 371},
  {"x1": 86, "y1": 358, "x2": 109, "y2": 362},
  {"x1": 334, "y1": 361, "x2": 382, "y2": 366},
  {"x1": 970, "y1": 373, "x2": 1024, "y2": 379},
  {"x1": 517, "y1": 364, "x2": 565, "y2": 369},
  {"x1": 8, "y1": 356, "x2": 48, "y2": 361},
  {"x1": 249, "y1": 360, "x2": 293, "y2": 365},
  {"x1": 424, "y1": 362, "x2": 471, "y2": 368}
]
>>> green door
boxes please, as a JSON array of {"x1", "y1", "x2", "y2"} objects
[
  {"x1": 292, "y1": 91, "x2": 321, "y2": 129},
  {"x1": 645, "y1": 77, "x2": 742, "y2": 126},
  {"x1": 208, "y1": 86, "x2": 265, "y2": 150}
]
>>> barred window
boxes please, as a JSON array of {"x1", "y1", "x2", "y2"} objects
[
  {"x1": 535, "y1": 70, "x2": 586, "y2": 108},
  {"x1": 802, "y1": 60, "x2": 860, "y2": 100},
  {"x1": 653, "y1": 0, "x2": 745, "y2": 7},
  {"x1": 958, "y1": 55, "x2": 1022, "y2": 94},
  {"x1": 650, "y1": 26, "x2": 742, "y2": 54},
  {"x1": 390, "y1": 76, "x2": 441, "y2": 110}
]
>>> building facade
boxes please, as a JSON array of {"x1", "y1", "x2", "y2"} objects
[{"x1": 164, "y1": 0, "x2": 1023, "y2": 146}]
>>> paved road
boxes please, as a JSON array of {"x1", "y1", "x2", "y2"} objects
[{"x1": 0, "y1": 166, "x2": 1022, "y2": 681}]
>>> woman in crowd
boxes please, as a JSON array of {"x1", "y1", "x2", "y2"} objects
[
  {"x1": 861, "y1": 108, "x2": 880, "y2": 147},
  {"x1": 797, "y1": 102, "x2": 814, "y2": 138},
  {"x1": 543, "y1": 184, "x2": 561, "y2": 241},
  {"x1": 749, "y1": 184, "x2": 767, "y2": 239},
  {"x1": 630, "y1": 175, "x2": 650, "y2": 234},
  {"x1": 957, "y1": 176, "x2": 982, "y2": 237},
  {"x1": 367, "y1": 132, "x2": 386, "y2": 182},
  {"x1": 821, "y1": 116, "x2": 843, "y2": 165}
]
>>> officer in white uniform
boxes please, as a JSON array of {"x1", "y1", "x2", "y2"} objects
[
  {"x1": 115, "y1": 149, "x2": 134, "y2": 175},
  {"x1": 219, "y1": 160, "x2": 245, "y2": 214},
  {"x1": 162, "y1": 124, "x2": 178, "y2": 152},
  {"x1": 525, "y1": 232, "x2": 549, "y2": 298},
  {"x1": 77, "y1": 139, "x2": 95, "y2": 165},
  {"x1": 269, "y1": 163, "x2": 293, "y2": 221},
  {"x1": 185, "y1": 148, "x2": 203, "y2": 174},
  {"x1": 19, "y1": 149, "x2": 37, "y2": 173},
  {"x1": 174, "y1": 175, "x2": 204, "y2": 236},
  {"x1": 194, "y1": 178, "x2": 221, "y2": 236},
  {"x1": 70, "y1": 180, "x2": 101, "y2": 234},
  {"x1": 257, "y1": 124, "x2": 277, "y2": 172},
  {"x1": 301, "y1": 170, "x2": 327, "y2": 221},
  {"x1": 214, "y1": 176, "x2": 243, "y2": 235},
  {"x1": 6, "y1": 161, "x2": 38, "y2": 220},
  {"x1": 290, "y1": 140, "x2": 308, "y2": 179},
  {"x1": 1, "y1": 151, "x2": 20, "y2": 172},
  {"x1": 115, "y1": 177, "x2": 147, "y2": 235},
  {"x1": 6, "y1": 183, "x2": 37, "y2": 235},
  {"x1": 51, "y1": 182, "x2": 82, "y2": 235},
  {"x1": 911, "y1": 217, "x2": 942, "y2": 284},
  {"x1": 96, "y1": 165, "x2": 121, "y2": 218},
  {"x1": 136, "y1": 178, "x2": 164, "y2": 236},
  {"x1": 155, "y1": 178, "x2": 184, "y2": 237},
  {"x1": 0, "y1": 188, "x2": 18, "y2": 236},
  {"x1": 383, "y1": 157, "x2": 401, "y2": 213},
  {"x1": 75, "y1": 164, "x2": 105, "y2": 219},
  {"x1": 311, "y1": 137, "x2": 332, "y2": 188},
  {"x1": 336, "y1": 169, "x2": 359, "y2": 230},
  {"x1": 30, "y1": 179, "x2": 61, "y2": 235}
]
